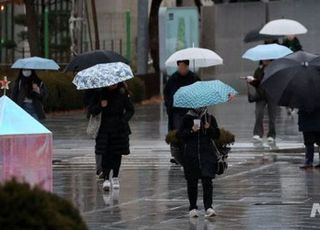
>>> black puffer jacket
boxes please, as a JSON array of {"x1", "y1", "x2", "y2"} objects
[
  {"x1": 88, "y1": 86, "x2": 134, "y2": 155},
  {"x1": 177, "y1": 112, "x2": 220, "y2": 180}
]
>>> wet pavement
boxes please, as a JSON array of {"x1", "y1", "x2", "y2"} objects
[{"x1": 43, "y1": 96, "x2": 320, "y2": 229}]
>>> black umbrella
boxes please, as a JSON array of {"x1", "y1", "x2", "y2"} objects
[
  {"x1": 261, "y1": 51, "x2": 320, "y2": 111},
  {"x1": 244, "y1": 27, "x2": 283, "y2": 43},
  {"x1": 65, "y1": 50, "x2": 129, "y2": 72}
]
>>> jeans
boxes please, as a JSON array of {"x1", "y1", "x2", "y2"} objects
[
  {"x1": 22, "y1": 102, "x2": 39, "y2": 120},
  {"x1": 187, "y1": 177, "x2": 213, "y2": 211},
  {"x1": 254, "y1": 100, "x2": 277, "y2": 138},
  {"x1": 303, "y1": 132, "x2": 320, "y2": 165}
]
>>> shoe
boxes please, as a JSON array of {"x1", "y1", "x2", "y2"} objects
[
  {"x1": 170, "y1": 158, "x2": 178, "y2": 165},
  {"x1": 189, "y1": 209, "x2": 199, "y2": 218},
  {"x1": 299, "y1": 164, "x2": 313, "y2": 170},
  {"x1": 102, "y1": 180, "x2": 111, "y2": 191},
  {"x1": 267, "y1": 137, "x2": 275, "y2": 143},
  {"x1": 96, "y1": 171, "x2": 104, "y2": 180},
  {"x1": 205, "y1": 208, "x2": 217, "y2": 218},
  {"x1": 111, "y1": 177, "x2": 120, "y2": 189},
  {"x1": 253, "y1": 135, "x2": 262, "y2": 142},
  {"x1": 314, "y1": 164, "x2": 320, "y2": 169}
]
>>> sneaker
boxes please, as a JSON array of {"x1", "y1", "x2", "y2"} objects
[
  {"x1": 189, "y1": 209, "x2": 199, "y2": 218},
  {"x1": 267, "y1": 137, "x2": 275, "y2": 143},
  {"x1": 111, "y1": 177, "x2": 120, "y2": 189},
  {"x1": 96, "y1": 171, "x2": 104, "y2": 180},
  {"x1": 253, "y1": 135, "x2": 262, "y2": 142},
  {"x1": 102, "y1": 180, "x2": 111, "y2": 191},
  {"x1": 299, "y1": 164, "x2": 313, "y2": 170},
  {"x1": 205, "y1": 208, "x2": 217, "y2": 218}
]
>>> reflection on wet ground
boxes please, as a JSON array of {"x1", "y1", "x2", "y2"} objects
[{"x1": 44, "y1": 96, "x2": 320, "y2": 229}]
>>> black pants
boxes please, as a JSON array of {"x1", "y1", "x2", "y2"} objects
[
  {"x1": 303, "y1": 132, "x2": 320, "y2": 165},
  {"x1": 187, "y1": 177, "x2": 213, "y2": 211},
  {"x1": 103, "y1": 154, "x2": 122, "y2": 180}
]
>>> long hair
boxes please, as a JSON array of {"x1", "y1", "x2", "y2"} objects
[{"x1": 17, "y1": 70, "x2": 41, "y2": 97}]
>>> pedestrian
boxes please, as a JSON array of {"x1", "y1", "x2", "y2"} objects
[
  {"x1": 11, "y1": 69, "x2": 48, "y2": 120},
  {"x1": 88, "y1": 83, "x2": 134, "y2": 191},
  {"x1": 298, "y1": 108, "x2": 320, "y2": 169},
  {"x1": 282, "y1": 35, "x2": 303, "y2": 52},
  {"x1": 246, "y1": 60, "x2": 277, "y2": 143},
  {"x1": 176, "y1": 107, "x2": 220, "y2": 218},
  {"x1": 164, "y1": 60, "x2": 200, "y2": 164}
]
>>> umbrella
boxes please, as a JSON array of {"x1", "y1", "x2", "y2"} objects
[
  {"x1": 65, "y1": 50, "x2": 129, "y2": 72},
  {"x1": 165, "y1": 47, "x2": 223, "y2": 69},
  {"x1": 259, "y1": 19, "x2": 308, "y2": 35},
  {"x1": 242, "y1": 44, "x2": 293, "y2": 61},
  {"x1": 244, "y1": 27, "x2": 283, "y2": 43},
  {"x1": 173, "y1": 80, "x2": 238, "y2": 109},
  {"x1": 261, "y1": 51, "x2": 320, "y2": 111},
  {"x1": 72, "y1": 62, "x2": 133, "y2": 90},
  {"x1": 11, "y1": 57, "x2": 60, "y2": 70}
]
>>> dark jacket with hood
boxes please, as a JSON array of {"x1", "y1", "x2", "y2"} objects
[
  {"x1": 177, "y1": 111, "x2": 220, "y2": 180},
  {"x1": 164, "y1": 71, "x2": 200, "y2": 130},
  {"x1": 11, "y1": 71, "x2": 48, "y2": 120},
  {"x1": 88, "y1": 84, "x2": 134, "y2": 156}
]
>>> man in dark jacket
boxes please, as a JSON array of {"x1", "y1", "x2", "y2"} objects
[
  {"x1": 164, "y1": 60, "x2": 200, "y2": 164},
  {"x1": 282, "y1": 35, "x2": 303, "y2": 52},
  {"x1": 298, "y1": 109, "x2": 320, "y2": 169}
]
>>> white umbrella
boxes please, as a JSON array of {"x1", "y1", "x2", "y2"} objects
[
  {"x1": 165, "y1": 47, "x2": 223, "y2": 69},
  {"x1": 259, "y1": 19, "x2": 307, "y2": 36}
]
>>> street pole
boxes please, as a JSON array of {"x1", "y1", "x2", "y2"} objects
[
  {"x1": 90, "y1": 0, "x2": 100, "y2": 50},
  {"x1": 126, "y1": 10, "x2": 131, "y2": 61},
  {"x1": 44, "y1": 6, "x2": 49, "y2": 58},
  {"x1": 137, "y1": 0, "x2": 149, "y2": 74}
]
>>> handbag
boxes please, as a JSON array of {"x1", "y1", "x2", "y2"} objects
[
  {"x1": 247, "y1": 83, "x2": 261, "y2": 103},
  {"x1": 212, "y1": 140, "x2": 228, "y2": 175},
  {"x1": 86, "y1": 113, "x2": 101, "y2": 139}
]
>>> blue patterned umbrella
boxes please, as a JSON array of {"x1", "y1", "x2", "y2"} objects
[
  {"x1": 174, "y1": 80, "x2": 238, "y2": 108},
  {"x1": 73, "y1": 62, "x2": 133, "y2": 90}
]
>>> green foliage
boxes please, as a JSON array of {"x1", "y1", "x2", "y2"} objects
[
  {"x1": 0, "y1": 179, "x2": 87, "y2": 230},
  {"x1": 165, "y1": 128, "x2": 235, "y2": 149},
  {"x1": 127, "y1": 77, "x2": 146, "y2": 103}
]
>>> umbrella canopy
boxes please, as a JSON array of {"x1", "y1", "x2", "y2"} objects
[
  {"x1": 259, "y1": 19, "x2": 308, "y2": 36},
  {"x1": 261, "y1": 51, "x2": 320, "y2": 111},
  {"x1": 165, "y1": 47, "x2": 223, "y2": 68},
  {"x1": 242, "y1": 44, "x2": 293, "y2": 61},
  {"x1": 173, "y1": 80, "x2": 238, "y2": 109},
  {"x1": 244, "y1": 27, "x2": 283, "y2": 43},
  {"x1": 72, "y1": 62, "x2": 134, "y2": 90},
  {"x1": 65, "y1": 50, "x2": 129, "y2": 72},
  {"x1": 11, "y1": 57, "x2": 60, "y2": 70}
]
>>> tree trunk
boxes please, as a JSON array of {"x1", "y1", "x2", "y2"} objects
[
  {"x1": 24, "y1": 0, "x2": 41, "y2": 56},
  {"x1": 149, "y1": 0, "x2": 162, "y2": 73},
  {"x1": 91, "y1": 0, "x2": 100, "y2": 50}
]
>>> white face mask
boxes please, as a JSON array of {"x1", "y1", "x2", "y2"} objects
[{"x1": 22, "y1": 70, "x2": 32, "y2": 77}]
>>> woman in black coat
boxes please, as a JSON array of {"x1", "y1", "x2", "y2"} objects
[
  {"x1": 88, "y1": 83, "x2": 134, "y2": 191},
  {"x1": 11, "y1": 69, "x2": 48, "y2": 120},
  {"x1": 177, "y1": 107, "x2": 220, "y2": 218},
  {"x1": 298, "y1": 108, "x2": 320, "y2": 169}
]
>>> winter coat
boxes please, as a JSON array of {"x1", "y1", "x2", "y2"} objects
[
  {"x1": 298, "y1": 109, "x2": 320, "y2": 132},
  {"x1": 11, "y1": 77, "x2": 48, "y2": 120},
  {"x1": 88, "y1": 86, "x2": 134, "y2": 156},
  {"x1": 177, "y1": 112, "x2": 220, "y2": 180},
  {"x1": 282, "y1": 37, "x2": 303, "y2": 52},
  {"x1": 164, "y1": 71, "x2": 200, "y2": 130}
]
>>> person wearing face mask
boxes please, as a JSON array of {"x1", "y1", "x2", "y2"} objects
[
  {"x1": 11, "y1": 69, "x2": 48, "y2": 120},
  {"x1": 176, "y1": 107, "x2": 220, "y2": 218},
  {"x1": 164, "y1": 60, "x2": 200, "y2": 164}
]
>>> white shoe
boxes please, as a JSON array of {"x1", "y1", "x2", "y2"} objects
[
  {"x1": 189, "y1": 209, "x2": 199, "y2": 218},
  {"x1": 102, "y1": 180, "x2": 111, "y2": 191},
  {"x1": 111, "y1": 177, "x2": 120, "y2": 189},
  {"x1": 205, "y1": 208, "x2": 217, "y2": 218},
  {"x1": 253, "y1": 135, "x2": 262, "y2": 141},
  {"x1": 267, "y1": 137, "x2": 275, "y2": 143}
]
